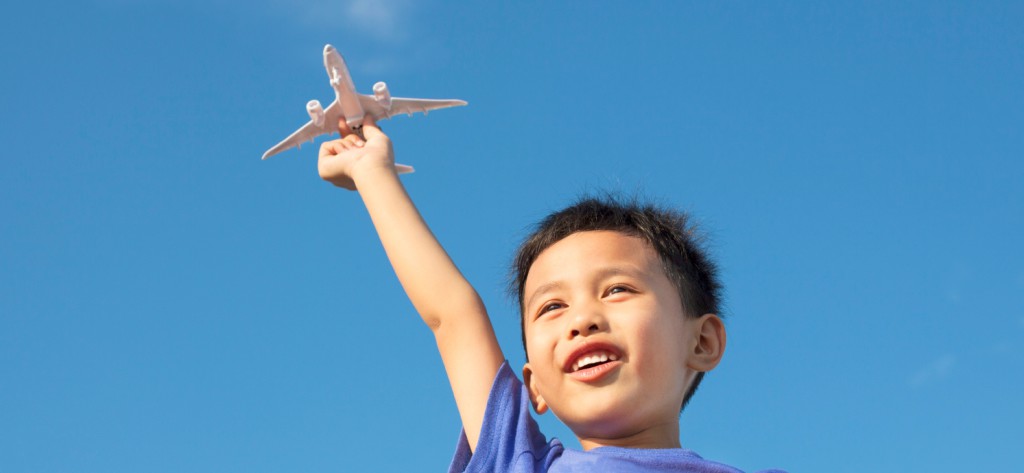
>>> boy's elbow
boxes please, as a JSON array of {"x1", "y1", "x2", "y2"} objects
[
  {"x1": 423, "y1": 313, "x2": 443, "y2": 332},
  {"x1": 420, "y1": 288, "x2": 486, "y2": 333}
]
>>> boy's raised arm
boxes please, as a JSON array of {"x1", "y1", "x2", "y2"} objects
[{"x1": 318, "y1": 117, "x2": 504, "y2": 451}]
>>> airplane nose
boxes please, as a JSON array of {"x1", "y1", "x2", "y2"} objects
[{"x1": 324, "y1": 44, "x2": 335, "y2": 54}]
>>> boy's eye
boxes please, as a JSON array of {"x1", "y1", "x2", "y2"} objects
[
  {"x1": 605, "y1": 285, "x2": 632, "y2": 296},
  {"x1": 539, "y1": 302, "x2": 564, "y2": 315}
]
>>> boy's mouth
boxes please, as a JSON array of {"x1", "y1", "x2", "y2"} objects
[
  {"x1": 564, "y1": 343, "x2": 623, "y2": 373},
  {"x1": 570, "y1": 350, "x2": 620, "y2": 372}
]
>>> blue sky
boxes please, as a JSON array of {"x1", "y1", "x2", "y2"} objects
[{"x1": 2, "y1": 1, "x2": 1022, "y2": 471}]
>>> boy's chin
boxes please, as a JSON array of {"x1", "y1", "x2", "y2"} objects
[
  {"x1": 558, "y1": 407, "x2": 646, "y2": 440},
  {"x1": 555, "y1": 399, "x2": 682, "y2": 448}
]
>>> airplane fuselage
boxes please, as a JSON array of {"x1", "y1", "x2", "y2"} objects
[{"x1": 324, "y1": 45, "x2": 365, "y2": 128}]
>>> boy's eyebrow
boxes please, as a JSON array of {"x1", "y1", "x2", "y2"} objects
[
  {"x1": 524, "y1": 266, "x2": 645, "y2": 310},
  {"x1": 525, "y1": 281, "x2": 566, "y2": 312}
]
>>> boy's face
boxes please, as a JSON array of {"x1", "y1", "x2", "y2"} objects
[{"x1": 521, "y1": 230, "x2": 707, "y2": 446}]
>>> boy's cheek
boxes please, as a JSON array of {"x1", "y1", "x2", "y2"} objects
[{"x1": 524, "y1": 334, "x2": 558, "y2": 372}]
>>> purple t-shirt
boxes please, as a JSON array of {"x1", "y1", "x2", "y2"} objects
[{"x1": 448, "y1": 362, "x2": 783, "y2": 473}]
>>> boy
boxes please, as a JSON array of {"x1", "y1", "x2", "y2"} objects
[{"x1": 317, "y1": 117, "x2": 781, "y2": 472}]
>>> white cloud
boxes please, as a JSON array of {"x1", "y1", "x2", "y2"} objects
[
  {"x1": 279, "y1": 0, "x2": 414, "y2": 43},
  {"x1": 908, "y1": 354, "x2": 956, "y2": 387},
  {"x1": 346, "y1": 0, "x2": 408, "y2": 40},
  {"x1": 96, "y1": 0, "x2": 415, "y2": 43}
]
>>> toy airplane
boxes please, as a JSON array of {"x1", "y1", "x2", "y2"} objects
[{"x1": 262, "y1": 44, "x2": 468, "y2": 164}]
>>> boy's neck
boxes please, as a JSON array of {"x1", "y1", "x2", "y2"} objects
[{"x1": 577, "y1": 419, "x2": 682, "y2": 451}]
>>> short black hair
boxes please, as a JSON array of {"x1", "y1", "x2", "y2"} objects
[{"x1": 510, "y1": 195, "x2": 722, "y2": 411}]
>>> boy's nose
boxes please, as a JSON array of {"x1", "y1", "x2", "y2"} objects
[
  {"x1": 567, "y1": 308, "x2": 607, "y2": 338},
  {"x1": 570, "y1": 323, "x2": 600, "y2": 338}
]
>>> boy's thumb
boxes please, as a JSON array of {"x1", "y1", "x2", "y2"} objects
[{"x1": 362, "y1": 115, "x2": 384, "y2": 139}]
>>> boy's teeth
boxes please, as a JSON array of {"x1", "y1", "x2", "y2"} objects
[{"x1": 572, "y1": 351, "x2": 615, "y2": 372}]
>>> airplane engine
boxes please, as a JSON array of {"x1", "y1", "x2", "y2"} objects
[
  {"x1": 373, "y1": 81, "x2": 392, "y2": 110},
  {"x1": 306, "y1": 100, "x2": 325, "y2": 127}
]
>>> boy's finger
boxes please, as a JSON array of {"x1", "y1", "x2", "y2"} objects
[
  {"x1": 319, "y1": 140, "x2": 343, "y2": 158},
  {"x1": 342, "y1": 134, "x2": 365, "y2": 148},
  {"x1": 347, "y1": 133, "x2": 365, "y2": 147},
  {"x1": 362, "y1": 115, "x2": 384, "y2": 140},
  {"x1": 337, "y1": 118, "x2": 354, "y2": 137}
]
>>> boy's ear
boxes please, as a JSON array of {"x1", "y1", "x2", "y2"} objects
[
  {"x1": 521, "y1": 364, "x2": 548, "y2": 415},
  {"x1": 687, "y1": 313, "x2": 726, "y2": 372}
]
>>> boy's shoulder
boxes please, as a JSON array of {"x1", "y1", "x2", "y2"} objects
[
  {"x1": 451, "y1": 361, "x2": 784, "y2": 473},
  {"x1": 558, "y1": 447, "x2": 785, "y2": 473}
]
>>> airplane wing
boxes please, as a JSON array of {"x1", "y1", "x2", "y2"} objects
[
  {"x1": 358, "y1": 95, "x2": 468, "y2": 120},
  {"x1": 261, "y1": 101, "x2": 344, "y2": 160},
  {"x1": 261, "y1": 99, "x2": 416, "y2": 174}
]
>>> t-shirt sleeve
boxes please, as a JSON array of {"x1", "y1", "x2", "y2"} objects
[{"x1": 448, "y1": 361, "x2": 562, "y2": 473}]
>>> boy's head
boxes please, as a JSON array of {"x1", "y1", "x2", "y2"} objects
[{"x1": 510, "y1": 197, "x2": 726, "y2": 442}]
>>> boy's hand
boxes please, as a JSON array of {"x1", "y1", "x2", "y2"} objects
[{"x1": 318, "y1": 115, "x2": 394, "y2": 190}]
